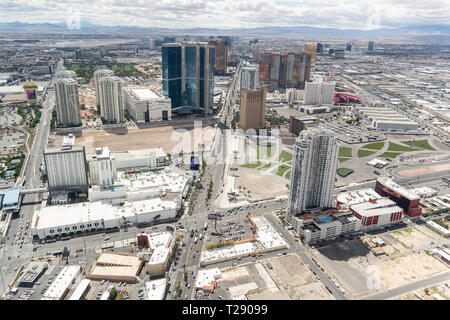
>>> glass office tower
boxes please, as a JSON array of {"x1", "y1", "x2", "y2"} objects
[{"x1": 162, "y1": 42, "x2": 215, "y2": 116}]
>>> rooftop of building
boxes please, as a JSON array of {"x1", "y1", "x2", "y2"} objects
[
  {"x1": 377, "y1": 177, "x2": 419, "y2": 201},
  {"x1": 112, "y1": 147, "x2": 166, "y2": 160},
  {"x1": 31, "y1": 197, "x2": 178, "y2": 231},
  {"x1": 350, "y1": 198, "x2": 403, "y2": 217},
  {"x1": 114, "y1": 168, "x2": 189, "y2": 195},
  {"x1": 88, "y1": 252, "x2": 143, "y2": 281},
  {"x1": 145, "y1": 278, "x2": 167, "y2": 300},
  {"x1": 251, "y1": 215, "x2": 288, "y2": 250},
  {"x1": 42, "y1": 265, "x2": 81, "y2": 300},
  {"x1": 194, "y1": 268, "x2": 222, "y2": 289},
  {"x1": 336, "y1": 188, "x2": 383, "y2": 208},
  {"x1": 200, "y1": 242, "x2": 256, "y2": 263},
  {"x1": 124, "y1": 87, "x2": 164, "y2": 101},
  {"x1": 0, "y1": 186, "x2": 22, "y2": 209},
  {"x1": 18, "y1": 261, "x2": 47, "y2": 284},
  {"x1": 68, "y1": 279, "x2": 91, "y2": 300}
]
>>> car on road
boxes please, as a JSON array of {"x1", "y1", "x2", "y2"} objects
[{"x1": 105, "y1": 237, "x2": 110, "y2": 241}]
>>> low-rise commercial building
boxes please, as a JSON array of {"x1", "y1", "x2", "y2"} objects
[
  {"x1": 336, "y1": 188, "x2": 383, "y2": 208},
  {"x1": 87, "y1": 253, "x2": 144, "y2": 283},
  {"x1": 17, "y1": 261, "x2": 48, "y2": 287},
  {"x1": 41, "y1": 265, "x2": 81, "y2": 300},
  {"x1": 123, "y1": 87, "x2": 171, "y2": 123},
  {"x1": 288, "y1": 115, "x2": 319, "y2": 135},
  {"x1": 144, "y1": 231, "x2": 174, "y2": 276},
  {"x1": 356, "y1": 106, "x2": 420, "y2": 131},
  {"x1": 68, "y1": 279, "x2": 91, "y2": 300},
  {"x1": 112, "y1": 148, "x2": 167, "y2": 171},
  {"x1": 375, "y1": 177, "x2": 422, "y2": 217},
  {"x1": 350, "y1": 198, "x2": 403, "y2": 231},
  {"x1": 291, "y1": 211, "x2": 362, "y2": 243},
  {"x1": 31, "y1": 196, "x2": 180, "y2": 240},
  {"x1": 145, "y1": 278, "x2": 167, "y2": 300}
]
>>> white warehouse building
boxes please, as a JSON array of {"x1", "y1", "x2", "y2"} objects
[
  {"x1": 112, "y1": 148, "x2": 168, "y2": 171},
  {"x1": 31, "y1": 196, "x2": 180, "y2": 240},
  {"x1": 123, "y1": 87, "x2": 171, "y2": 123}
]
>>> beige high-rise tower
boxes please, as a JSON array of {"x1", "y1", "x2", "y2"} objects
[{"x1": 239, "y1": 87, "x2": 266, "y2": 132}]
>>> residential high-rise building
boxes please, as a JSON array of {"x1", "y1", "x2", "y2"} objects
[
  {"x1": 55, "y1": 70, "x2": 77, "y2": 80},
  {"x1": 98, "y1": 76, "x2": 124, "y2": 123},
  {"x1": 239, "y1": 87, "x2": 266, "y2": 132},
  {"x1": 87, "y1": 147, "x2": 117, "y2": 187},
  {"x1": 287, "y1": 128, "x2": 339, "y2": 222},
  {"x1": 208, "y1": 38, "x2": 228, "y2": 75},
  {"x1": 54, "y1": 78, "x2": 82, "y2": 127},
  {"x1": 43, "y1": 134, "x2": 88, "y2": 196},
  {"x1": 304, "y1": 81, "x2": 336, "y2": 105},
  {"x1": 217, "y1": 35, "x2": 232, "y2": 49},
  {"x1": 259, "y1": 52, "x2": 311, "y2": 90},
  {"x1": 304, "y1": 44, "x2": 317, "y2": 67},
  {"x1": 94, "y1": 69, "x2": 114, "y2": 111},
  {"x1": 240, "y1": 64, "x2": 259, "y2": 90},
  {"x1": 162, "y1": 42, "x2": 215, "y2": 116},
  {"x1": 149, "y1": 39, "x2": 155, "y2": 50},
  {"x1": 368, "y1": 41, "x2": 375, "y2": 52},
  {"x1": 74, "y1": 49, "x2": 82, "y2": 60}
]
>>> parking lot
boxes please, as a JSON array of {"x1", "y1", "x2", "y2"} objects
[
  {"x1": 207, "y1": 215, "x2": 255, "y2": 245},
  {"x1": 0, "y1": 106, "x2": 23, "y2": 127},
  {"x1": 310, "y1": 238, "x2": 377, "y2": 298},
  {"x1": 0, "y1": 129, "x2": 25, "y2": 154}
]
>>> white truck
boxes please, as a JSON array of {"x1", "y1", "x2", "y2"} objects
[{"x1": 194, "y1": 237, "x2": 198, "y2": 244}]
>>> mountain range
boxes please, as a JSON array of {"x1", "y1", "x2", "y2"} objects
[{"x1": 0, "y1": 21, "x2": 449, "y2": 42}]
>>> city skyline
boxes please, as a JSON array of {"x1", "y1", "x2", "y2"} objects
[{"x1": 0, "y1": 0, "x2": 449, "y2": 32}]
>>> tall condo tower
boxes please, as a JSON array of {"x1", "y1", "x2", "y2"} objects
[{"x1": 287, "y1": 128, "x2": 339, "y2": 222}]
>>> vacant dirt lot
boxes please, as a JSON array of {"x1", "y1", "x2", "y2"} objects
[
  {"x1": 389, "y1": 228, "x2": 435, "y2": 249},
  {"x1": 397, "y1": 163, "x2": 450, "y2": 177},
  {"x1": 373, "y1": 251, "x2": 448, "y2": 289},
  {"x1": 236, "y1": 167, "x2": 288, "y2": 200},
  {"x1": 263, "y1": 254, "x2": 333, "y2": 300},
  {"x1": 57, "y1": 124, "x2": 215, "y2": 154},
  {"x1": 312, "y1": 240, "x2": 375, "y2": 298}
]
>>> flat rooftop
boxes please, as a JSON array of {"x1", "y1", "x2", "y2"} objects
[
  {"x1": 124, "y1": 87, "x2": 161, "y2": 100},
  {"x1": 350, "y1": 198, "x2": 403, "y2": 217},
  {"x1": 88, "y1": 253, "x2": 143, "y2": 281},
  {"x1": 42, "y1": 265, "x2": 80, "y2": 300},
  {"x1": 377, "y1": 177, "x2": 419, "y2": 201},
  {"x1": 32, "y1": 198, "x2": 178, "y2": 231},
  {"x1": 145, "y1": 278, "x2": 167, "y2": 300},
  {"x1": 336, "y1": 188, "x2": 383, "y2": 208},
  {"x1": 251, "y1": 215, "x2": 288, "y2": 250},
  {"x1": 195, "y1": 268, "x2": 222, "y2": 289}
]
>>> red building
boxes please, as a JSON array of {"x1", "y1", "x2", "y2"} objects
[
  {"x1": 375, "y1": 178, "x2": 422, "y2": 217},
  {"x1": 208, "y1": 39, "x2": 228, "y2": 75}
]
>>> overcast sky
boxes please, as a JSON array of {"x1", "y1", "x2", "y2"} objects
[{"x1": 1, "y1": 0, "x2": 449, "y2": 30}]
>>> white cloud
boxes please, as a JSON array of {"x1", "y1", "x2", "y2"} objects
[{"x1": 0, "y1": 0, "x2": 448, "y2": 30}]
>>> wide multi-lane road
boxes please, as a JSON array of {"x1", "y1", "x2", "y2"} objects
[{"x1": 0, "y1": 74, "x2": 56, "y2": 298}]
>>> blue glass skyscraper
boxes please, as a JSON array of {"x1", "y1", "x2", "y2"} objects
[{"x1": 162, "y1": 42, "x2": 215, "y2": 115}]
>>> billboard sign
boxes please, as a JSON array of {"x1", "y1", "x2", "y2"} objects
[
  {"x1": 26, "y1": 90, "x2": 36, "y2": 99},
  {"x1": 190, "y1": 156, "x2": 200, "y2": 170}
]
